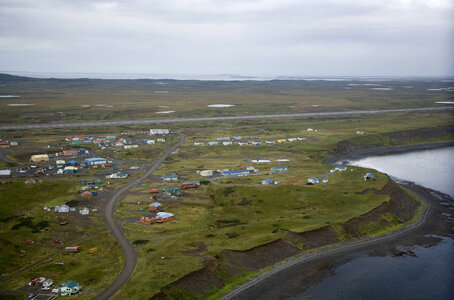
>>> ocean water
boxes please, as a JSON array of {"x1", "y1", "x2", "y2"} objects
[{"x1": 349, "y1": 146, "x2": 454, "y2": 198}]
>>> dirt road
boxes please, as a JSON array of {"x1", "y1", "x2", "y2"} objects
[{"x1": 95, "y1": 133, "x2": 185, "y2": 300}]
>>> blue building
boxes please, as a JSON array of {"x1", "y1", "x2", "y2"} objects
[
  {"x1": 221, "y1": 169, "x2": 250, "y2": 176},
  {"x1": 84, "y1": 157, "x2": 108, "y2": 166},
  {"x1": 335, "y1": 166, "x2": 347, "y2": 171}
]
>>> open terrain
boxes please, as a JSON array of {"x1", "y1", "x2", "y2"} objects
[{"x1": 0, "y1": 74, "x2": 453, "y2": 299}]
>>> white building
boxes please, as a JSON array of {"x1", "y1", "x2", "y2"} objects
[
  {"x1": 55, "y1": 204, "x2": 70, "y2": 213},
  {"x1": 80, "y1": 207, "x2": 90, "y2": 215},
  {"x1": 0, "y1": 169, "x2": 11, "y2": 176},
  {"x1": 146, "y1": 139, "x2": 155, "y2": 144},
  {"x1": 199, "y1": 170, "x2": 214, "y2": 177},
  {"x1": 251, "y1": 159, "x2": 271, "y2": 163},
  {"x1": 150, "y1": 129, "x2": 170, "y2": 135},
  {"x1": 124, "y1": 144, "x2": 139, "y2": 149}
]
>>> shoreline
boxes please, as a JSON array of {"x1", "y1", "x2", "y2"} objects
[
  {"x1": 222, "y1": 144, "x2": 454, "y2": 300},
  {"x1": 324, "y1": 141, "x2": 454, "y2": 164}
]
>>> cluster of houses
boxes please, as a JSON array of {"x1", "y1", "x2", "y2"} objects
[
  {"x1": 140, "y1": 202, "x2": 174, "y2": 225},
  {"x1": 28, "y1": 277, "x2": 82, "y2": 297},
  {"x1": 44, "y1": 204, "x2": 91, "y2": 215},
  {"x1": 193, "y1": 135, "x2": 306, "y2": 147}
]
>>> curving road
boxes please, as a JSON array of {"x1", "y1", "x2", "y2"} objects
[
  {"x1": 1, "y1": 106, "x2": 453, "y2": 131},
  {"x1": 220, "y1": 183, "x2": 431, "y2": 299},
  {"x1": 95, "y1": 133, "x2": 185, "y2": 300}
]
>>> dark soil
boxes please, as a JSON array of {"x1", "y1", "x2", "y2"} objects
[
  {"x1": 285, "y1": 226, "x2": 339, "y2": 250},
  {"x1": 221, "y1": 239, "x2": 300, "y2": 271},
  {"x1": 342, "y1": 179, "x2": 419, "y2": 237}
]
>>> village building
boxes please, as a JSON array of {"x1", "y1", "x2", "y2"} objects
[
  {"x1": 124, "y1": 144, "x2": 139, "y2": 149},
  {"x1": 208, "y1": 141, "x2": 219, "y2": 146},
  {"x1": 79, "y1": 207, "x2": 89, "y2": 215},
  {"x1": 56, "y1": 160, "x2": 66, "y2": 168},
  {"x1": 262, "y1": 179, "x2": 273, "y2": 185},
  {"x1": 288, "y1": 138, "x2": 298, "y2": 142},
  {"x1": 156, "y1": 212, "x2": 174, "y2": 223},
  {"x1": 335, "y1": 166, "x2": 347, "y2": 171},
  {"x1": 271, "y1": 166, "x2": 288, "y2": 172},
  {"x1": 307, "y1": 177, "x2": 320, "y2": 185},
  {"x1": 277, "y1": 139, "x2": 286, "y2": 143},
  {"x1": 266, "y1": 140, "x2": 275, "y2": 144},
  {"x1": 193, "y1": 142, "x2": 204, "y2": 146},
  {"x1": 67, "y1": 160, "x2": 78, "y2": 166},
  {"x1": 364, "y1": 172, "x2": 376, "y2": 180},
  {"x1": 58, "y1": 281, "x2": 81, "y2": 296},
  {"x1": 180, "y1": 180, "x2": 200, "y2": 190},
  {"x1": 140, "y1": 213, "x2": 157, "y2": 224},
  {"x1": 322, "y1": 178, "x2": 329, "y2": 183},
  {"x1": 63, "y1": 166, "x2": 78, "y2": 173},
  {"x1": 157, "y1": 138, "x2": 166, "y2": 142},
  {"x1": 146, "y1": 139, "x2": 155, "y2": 144},
  {"x1": 61, "y1": 150, "x2": 78, "y2": 156},
  {"x1": 25, "y1": 178, "x2": 37, "y2": 184},
  {"x1": 0, "y1": 169, "x2": 11, "y2": 176},
  {"x1": 164, "y1": 186, "x2": 181, "y2": 197},
  {"x1": 84, "y1": 157, "x2": 108, "y2": 166},
  {"x1": 150, "y1": 129, "x2": 170, "y2": 135},
  {"x1": 0, "y1": 141, "x2": 10, "y2": 148},
  {"x1": 112, "y1": 141, "x2": 124, "y2": 147},
  {"x1": 9, "y1": 141, "x2": 18, "y2": 146},
  {"x1": 106, "y1": 172, "x2": 128, "y2": 179},
  {"x1": 307, "y1": 128, "x2": 314, "y2": 132},
  {"x1": 223, "y1": 141, "x2": 233, "y2": 146},
  {"x1": 199, "y1": 170, "x2": 213, "y2": 177},
  {"x1": 149, "y1": 202, "x2": 162, "y2": 211},
  {"x1": 31, "y1": 154, "x2": 49, "y2": 163},
  {"x1": 217, "y1": 137, "x2": 230, "y2": 141},
  {"x1": 251, "y1": 159, "x2": 271, "y2": 163},
  {"x1": 162, "y1": 173, "x2": 178, "y2": 181},
  {"x1": 221, "y1": 169, "x2": 250, "y2": 176},
  {"x1": 55, "y1": 204, "x2": 70, "y2": 213},
  {"x1": 276, "y1": 158, "x2": 290, "y2": 162}
]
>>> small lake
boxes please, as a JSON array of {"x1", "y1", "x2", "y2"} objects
[{"x1": 349, "y1": 146, "x2": 454, "y2": 198}]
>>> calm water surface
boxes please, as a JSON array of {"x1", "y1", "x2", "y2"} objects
[{"x1": 350, "y1": 146, "x2": 454, "y2": 198}]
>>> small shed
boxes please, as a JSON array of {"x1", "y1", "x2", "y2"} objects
[
  {"x1": 149, "y1": 202, "x2": 162, "y2": 211},
  {"x1": 262, "y1": 179, "x2": 273, "y2": 185},
  {"x1": 364, "y1": 172, "x2": 376, "y2": 180},
  {"x1": 307, "y1": 177, "x2": 320, "y2": 185}
]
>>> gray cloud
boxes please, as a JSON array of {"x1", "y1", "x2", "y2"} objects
[{"x1": 0, "y1": 0, "x2": 453, "y2": 76}]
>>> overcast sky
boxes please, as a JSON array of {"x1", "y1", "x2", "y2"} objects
[{"x1": 0, "y1": 0, "x2": 453, "y2": 77}]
